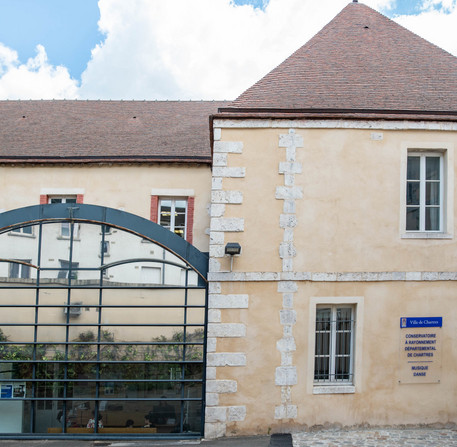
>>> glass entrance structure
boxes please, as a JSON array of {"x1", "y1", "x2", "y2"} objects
[{"x1": 0, "y1": 204, "x2": 208, "y2": 439}]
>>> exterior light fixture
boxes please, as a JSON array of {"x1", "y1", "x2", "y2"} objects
[
  {"x1": 225, "y1": 242, "x2": 241, "y2": 255},
  {"x1": 225, "y1": 242, "x2": 241, "y2": 272}
]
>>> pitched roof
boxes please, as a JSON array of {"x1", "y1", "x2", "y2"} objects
[
  {"x1": 220, "y1": 1, "x2": 457, "y2": 120},
  {"x1": 0, "y1": 100, "x2": 227, "y2": 164}
]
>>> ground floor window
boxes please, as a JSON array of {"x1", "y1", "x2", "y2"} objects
[{"x1": 314, "y1": 306, "x2": 354, "y2": 383}]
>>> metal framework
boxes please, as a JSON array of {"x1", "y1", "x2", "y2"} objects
[{"x1": 0, "y1": 204, "x2": 209, "y2": 439}]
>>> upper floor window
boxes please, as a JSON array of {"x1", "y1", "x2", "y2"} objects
[
  {"x1": 406, "y1": 153, "x2": 443, "y2": 232},
  {"x1": 159, "y1": 199, "x2": 187, "y2": 239},
  {"x1": 48, "y1": 196, "x2": 78, "y2": 238},
  {"x1": 11, "y1": 226, "x2": 33, "y2": 236},
  {"x1": 9, "y1": 260, "x2": 31, "y2": 279}
]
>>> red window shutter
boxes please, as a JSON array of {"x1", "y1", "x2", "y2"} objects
[
  {"x1": 150, "y1": 196, "x2": 159, "y2": 222},
  {"x1": 76, "y1": 195, "x2": 84, "y2": 204},
  {"x1": 186, "y1": 197, "x2": 195, "y2": 244},
  {"x1": 39, "y1": 194, "x2": 48, "y2": 205}
]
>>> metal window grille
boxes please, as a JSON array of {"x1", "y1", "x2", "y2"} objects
[{"x1": 314, "y1": 307, "x2": 354, "y2": 383}]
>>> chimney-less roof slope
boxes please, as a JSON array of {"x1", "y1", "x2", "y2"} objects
[
  {"x1": 0, "y1": 100, "x2": 227, "y2": 163},
  {"x1": 221, "y1": 2, "x2": 457, "y2": 118}
]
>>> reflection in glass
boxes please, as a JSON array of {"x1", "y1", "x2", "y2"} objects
[
  {"x1": 0, "y1": 214, "x2": 206, "y2": 436},
  {"x1": 406, "y1": 207, "x2": 420, "y2": 231}
]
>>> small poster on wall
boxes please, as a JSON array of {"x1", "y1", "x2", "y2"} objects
[
  {"x1": 399, "y1": 317, "x2": 442, "y2": 384},
  {"x1": 0, "y1": 383, "x2": 26, "y2": 399}
]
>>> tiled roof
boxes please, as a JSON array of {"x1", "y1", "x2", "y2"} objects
[
  {"x1": 220, "y1": 1, "x2": 457, "y2": 119},
  {"x1": 0, "y1": 100, "x2": 227, "y2": 163}
]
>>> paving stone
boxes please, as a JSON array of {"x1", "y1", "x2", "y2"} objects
[{"x1": 292, "y1": 428, "x2": 457, "y2": 447}]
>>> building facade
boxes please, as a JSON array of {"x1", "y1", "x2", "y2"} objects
[{"x1": 0, "y1": 0, "x2": 457, "y2": 440}]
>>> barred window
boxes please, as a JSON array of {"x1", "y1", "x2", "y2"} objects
[{"x1": 314, "y1": 306, "x2": 354, "y2": 383}]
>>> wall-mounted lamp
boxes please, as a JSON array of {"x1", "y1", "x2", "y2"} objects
[{"x1": 225, "y1": 242, "x2": 241, "y2": 272}]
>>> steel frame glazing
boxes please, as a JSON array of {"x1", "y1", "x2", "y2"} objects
[{"x1": 0, "y1": 204, "x2": 209, "y2": 439}]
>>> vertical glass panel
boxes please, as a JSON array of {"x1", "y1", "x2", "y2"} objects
[
  {"x1": 316, "y1": 308, "x2": 331, "y2": 331},
  {"x1": 406, "y1": 207, "x2": 420, "y2": 231},
  {"x1": 425, "y1": 207, "x2": 440, "y2": 231},
  {"x1": 71, "y1": 223, "x2": 103, "y2": 273},
  {"x1": 159, "y1": 200, "x2": 172, "y2": 227},
  {"x1": 38, "y1": 289, "x2": 70, "y2": 325},
  {"x1": 314, "y1": 356, "x2": 329, "y2": 381},
  {"x1": 336, "y1": 308, "x2": 352, "y2": 331},
  {"x1": 406, "y1": 181, "x2": 420, "y2": 205},
  {"x1": 426, "y1": 156, "x2": 440, "y2": 180},
  {"x1": 335, "y1": 356, "x2": 350, "y2": 381},
  {"x1": 40, "y1": 223, "x2": 71, "y2": 283},
  {"x1": 426, "y1": 182, "x2": 440, "y2": 205},
  {"x1": 407, "y1": 156, "x2": 420, "y2": 180},
  {"x1": 0, "y1": 400, "x2": 31, "y2": 433}
]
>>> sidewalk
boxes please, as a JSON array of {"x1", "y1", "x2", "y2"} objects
[{"x1": 1, "y1": 428, "x2": 457, "y2": 447}]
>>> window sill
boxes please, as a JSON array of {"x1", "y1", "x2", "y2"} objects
[
  {"x1": 401, "y1": 232, "x2": 452, "y2": 239},
  {"x1": 313, "y1": 385, "x2": 355, "y2": 395},
  {"x1": 8, "y1": 232, "x2": 35, "y2": 238}
]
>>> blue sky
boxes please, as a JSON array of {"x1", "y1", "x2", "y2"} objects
[
  {"x1": 0, "y1": 0, "x2": 456, "y2": 100},
  {"x1": 0, "y1": 0, "x2": 103, "y2": 79}
]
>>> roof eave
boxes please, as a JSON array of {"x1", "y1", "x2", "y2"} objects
[{"x1": 214, "y1": 108, "x2": 457, "y2": 122}]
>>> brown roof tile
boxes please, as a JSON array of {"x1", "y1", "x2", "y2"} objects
[
  {"x1": 221, "y1": 2, "x2": 457, "y2": 119},
  {"x1": 0, "y1": 100, "x2": 227, "y2": 163}
]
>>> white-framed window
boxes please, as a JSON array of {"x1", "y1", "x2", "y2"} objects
[
  {"x1": 159, "y1": 199, "x2": 187, "y2": 239},
  {"x1": 308, "y1": 297, "x2": 363, "y2": 395},
  {"x1": 314, "y1": 306, "x2": 354, "y2": 384},
  {"x1": 9, "y1": 260, "x2": 31, "y2": 279},
  {"x1": 101, "y1": 241, "x2": 110, "y2": 256},
  {"x1": 49, "y1": 196, "x2": 79, "y2": 238},
  {"x1": 406, "y1": 153, "x2": 443, "y2": 232},
  {"x1": 11, "y1": 226, "x2": 34, "y2": 237},
  {"x1": 58, "y1": 260, "x2": 79, "y2": 279}
]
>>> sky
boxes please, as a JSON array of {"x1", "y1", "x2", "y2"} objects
[{"x1": 0, "y1": 0, "x2": 456, "y2": 101}]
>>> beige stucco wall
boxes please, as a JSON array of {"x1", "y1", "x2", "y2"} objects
[
  {"x1": 216, "y1": 126, "x2": 457, "y2": 273},
  {"x1": 214, "y1": 281, "x2": 457, "y2": 435},
  {"x1": 0, "y1": 163, "x2": 211, "y2": 251},
  {"x1": 206, "y1": 121, "x2": 457, "y2": 437}
]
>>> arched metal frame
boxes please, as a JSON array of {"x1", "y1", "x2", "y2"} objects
[{"x1": 0, "y1": 204, "x2": 209, "y2": 440}]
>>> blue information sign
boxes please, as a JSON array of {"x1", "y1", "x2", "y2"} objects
[
  {"x1": 1, "y1": 384, "x2": 12, "y2": 399},
  {"x1": 400, "y1": 317, "x2": 442, "y2": 328}
]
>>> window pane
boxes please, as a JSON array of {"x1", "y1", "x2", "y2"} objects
[
  {"x1": 406, "y1": 181, "x2": 420, "y2": 205},
  {"x1": 175, "y1": 200, "x2": 186, "y2": 212},
  {"x1": 426, "y1": 182, "x2": 440, "y2": 205},
  {"x1": 174, "y1": 212, "x2": 186, "y2": 228},
  {"x1": 407, "y1": 156, "x2": 420, "y2": 180},
  {"x1": 406, "y1": 207, "x2": 420, "y2": 231},
  {"x1": 335, "y1": 356, "x2": 350, "y2": 380},
  {"x1": 425, "y1": 207, "x2": 440, "y2": 231},
  {"x1": 426, "y1": 157, "x2": 440, "y2": 180},
  {"x1": 314, "y1": 356, "x2": 329, "y2": 381}
]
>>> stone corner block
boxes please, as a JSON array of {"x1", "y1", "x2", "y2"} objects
[
  {"x1": 213, "y1": 141, "x2": 243, "y2": 154},
  {"x1": 277, "y1": 281, "x2": 298, "y2": 293},
  {"x1": 275, "y1": 366, "x2": 297, "y2": 386},
  {"x1": 211, "y1": 218, "x2": 245, "y2": 232},
  {"x1": 206, "y1": 380, "x2": 237, "y2": 394},
  {"x1": 227, "y1": 406, "x2": 246, "y2": 422},
  {"x1": 274, "y1": 404, "x2": 298, "y2": 420},
  {"x1": 207, "y1": 352, "x2": 247, "y2": 367},
  {"x1": 205, "y1": 406, "x2": 227, "y2": 423},
  {"x1": 204, "y1": 422, "x2": 226, "y2": 439}
]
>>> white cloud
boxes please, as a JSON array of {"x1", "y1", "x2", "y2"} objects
[
  {"x1": 79, "y1": 0, "x2": 395, "y2": 100},
  {"x1": 0, "y1": 44, "x2": 79, "y2": 99},
  {"x1": 0, "y1": 0, "x2": 455, "y2": 100},
  {"x1": 394, "y1": 1, "x2": 457, "y2": 57}
]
